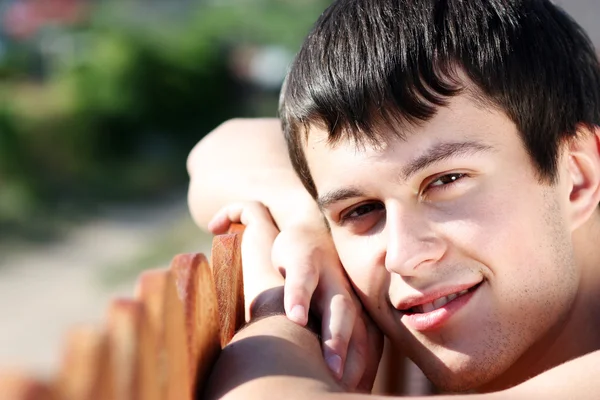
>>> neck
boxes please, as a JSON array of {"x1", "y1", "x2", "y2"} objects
[{"x1": 479, "y1": 214, "x2": 600, "y2": 393}]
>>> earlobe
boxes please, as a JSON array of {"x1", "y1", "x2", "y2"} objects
[{"x1": 566, "y1": 126, "x2": 600, "y2": 231}]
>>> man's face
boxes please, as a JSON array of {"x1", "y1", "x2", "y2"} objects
[{"x1": 304, "y1": 95, "x2": 580, "y2": 391}]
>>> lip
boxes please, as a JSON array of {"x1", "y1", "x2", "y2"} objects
[
  {"x1": 399, "y1": 282, "x2": 482, "y2": 332},
  {"x1": 394, "y1": 281, "x2": 482, "y2": 311}
]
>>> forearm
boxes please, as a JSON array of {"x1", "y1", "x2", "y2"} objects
[
  {"x1": 187, "y1": 118, "x2": 322, "y2": 231},
  {"x1": 205, "y1": 315, "x2": 342, "y2": 400},
  {"x1": 204, "y1": 312, "x2": 510, "y2": 400}
]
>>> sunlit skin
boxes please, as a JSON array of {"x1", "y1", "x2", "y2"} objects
[{"x1": 303, "y1": 94, "x2": 600, "y2": 392}]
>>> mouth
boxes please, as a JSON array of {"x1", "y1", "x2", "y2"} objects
[{"x1": 402, "y1": 282, "x2": 482, "y2": 315}]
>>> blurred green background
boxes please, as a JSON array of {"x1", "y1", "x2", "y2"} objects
[{"x1": 0, "y1": 0, "x2": 331, "y2": 241}]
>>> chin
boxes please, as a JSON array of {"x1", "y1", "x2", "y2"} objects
[
  {"x1": 426, "y1": 370, "x2": 491, "y2": 393},
  {"x1": 415, "y1": 353, "x2": 509, "y2": 394}
]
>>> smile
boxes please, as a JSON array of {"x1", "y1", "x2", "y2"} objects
[
  {"x1": 407, "y1": 285, "x2": 479, "y2": 314},
  {"x1": 399, "y1": 282, "x2": 483, "y2": 332}
]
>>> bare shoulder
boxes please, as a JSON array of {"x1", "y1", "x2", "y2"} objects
[{"x1": 508, "y1": 350, "x2": 600, "y2": 399}]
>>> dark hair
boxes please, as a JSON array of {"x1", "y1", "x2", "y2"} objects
[{"x1": 279, "y1": 0, "x2": 600, "y2": 199}]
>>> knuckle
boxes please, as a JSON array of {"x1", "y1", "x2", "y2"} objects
[
  {"x1": 324, "y1": 336, "x2": 347, "y2": 351},
  {"x1": 333, "y1": 332, "x2": 351, "y2": 347},
  {"x1": 297, "y1": 263, "x2": 319, "y2": 283},
  {"x1": 331, "y1": 293, "x2": 356, "y2": 314},
  {"x1": 285, "y1": 282, "x2": 311, "y2": 301}
]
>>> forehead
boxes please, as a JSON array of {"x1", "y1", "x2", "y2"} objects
[
  {"x1": 306, "y1": 93, "x2": 504, "y2": 146},
  {"x1": 303, "y1": 95, "x2": 519, "y2": 189}
]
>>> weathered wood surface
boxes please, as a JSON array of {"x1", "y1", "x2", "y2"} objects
[
  {"x1": 0, "y1": 227, "x2": 241, "y2": 400},
  {"x1": 56, "y1": 326, "x2": 113, "y2": 400},
  {"x1": 170, "y1": 254, "x2": 220, "y2": 397},
  {"x1": 210, "y1": 226, "x2": 245, "y2": 347}
]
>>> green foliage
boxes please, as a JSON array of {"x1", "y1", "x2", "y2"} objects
[
  {"x1": 57, "y1": 27, "x2": 235, "y2": 168},
  {"x1": 188, "y1": 0, "x2": 331, "y2": 50},
  {"x1": 0, "y1": 0, "x2": 332, "y2": 230},
  {"x1": 0, "y1": 43, "x2": 30, "y2": 80}
]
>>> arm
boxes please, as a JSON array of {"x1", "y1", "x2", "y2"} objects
[
  {"x1": 204, "y1": 310, "x2": 500, "y2": 400},
  {"x1": 207, "y1": 309, "x2": 600, "y2": 400},
  {"x1": 206, "y1": 316, "x2": 341, "y2": 399},
  {"x1": 186, "y1": 118, "x2": 322, "y2": 231},
  {"x1": 204, "y1": 287, "x2": 343, "y2": 400},
  {"x1": 205, "y1": 314, "x2": 340, "y2": 400}
]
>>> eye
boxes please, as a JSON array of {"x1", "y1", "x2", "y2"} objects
[
  {"x1": 427, "y1": 172, "x2": 466, "y2": 189},
  {"x1": 339, "y1": 202, "x2": 384, "y2": 224},
  {"x1": 420, "y1": 172, "x2": 469, "y2": 200}
]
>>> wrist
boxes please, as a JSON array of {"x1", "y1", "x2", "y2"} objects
[
  {"x1": 250, "y1": 287, "x2": 322, "y2": 340},
  {"x1": 250, "y1": 287, "x2": 286, "y2": 319},
  {"x1": 264, "y1": 188, "x2": 325, "y2": 232}
]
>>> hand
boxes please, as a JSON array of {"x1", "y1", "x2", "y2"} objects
[
  {"x1": 208, "y1": 201, "x2": 284, "y2": 318},
  {"x1": 272, "y1": 224, "x2": 383, "y2": 392},
  {"x1": 209, "y1": 203, "x2": 383, "y2": 392}
]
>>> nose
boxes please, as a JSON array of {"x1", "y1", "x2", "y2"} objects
[{"x1": 384, "y1": 204, "x2": 446, "y2": 276}]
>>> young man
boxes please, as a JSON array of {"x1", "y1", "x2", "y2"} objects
[{"x1": 187, "y1": 0, "x2": 600, "y2": 398}]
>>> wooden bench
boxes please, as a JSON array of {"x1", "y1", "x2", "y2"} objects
[{"x1": 0, "y1": 225, "x2": 432, "y2": 399}]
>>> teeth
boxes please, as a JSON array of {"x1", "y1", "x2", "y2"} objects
[
  {"x1": 421, "y1": 302, "x2": 436, "y2": 313},
  {"x1": 433, "y1": 296, "x2": 450, "y2": 309},
  {"x1": 410, "y1": 288, "x2": 471, "y2": 314}
]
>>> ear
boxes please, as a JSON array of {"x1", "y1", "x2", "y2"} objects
[{"x1": 564, "y1": 125, "x2": 600, "y2": 231}]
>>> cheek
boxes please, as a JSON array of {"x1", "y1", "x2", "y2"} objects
[
  {"x1": 496, "y1": 197, "x2": 577, "y2": 313},
  {"x1": 439, "y1": 184, "x2": 560, "y2": 269},
  {"x1": 334, "y1": 234, "x2": 389, "y2": 305},
  {"x1": 444, "y1": 189, "x2": 578, "y2": 314}
]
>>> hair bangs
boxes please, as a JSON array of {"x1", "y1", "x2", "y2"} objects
[{"x1": 281, "y1": 0, "x2": 466, "y2": 148}]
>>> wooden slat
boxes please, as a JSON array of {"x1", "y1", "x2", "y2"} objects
[
  {"x1": 106, "y1": 298, "x2": 159, "y2": 400},
  {"x1": 135, "y1": 270, "x2": 168, "y2": 400},
  {"x1": 0, "y1": 373, "x2": 54, "y2": 400},
  {"x1": 55, "y1": 326, "x2": 113, "y2": 400},
  {"x1": 211, "y1": 229, "x2": 245, "y2": 347},
  {"x1": 135, "y1": 269, "x2": 190, "y2": 400},
  {"x1": 170, "y1": 253, "x2": 221, "y2": 398},
  {"x1": 227, "y1": 223, "x2": 246, "y2": 236}
]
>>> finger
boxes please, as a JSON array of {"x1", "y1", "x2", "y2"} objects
[
  {"x1": 340, "y1": 318, "x2": 369, "y2": 391},
  {"x1": 271, "y1": 232, "x2": 320, "y2": 326},
  {"x1": 222, "y1": 204, "x2": 282, "y2": 318},
  {"x1": 320, "y1": 292, "x2": 357, "y2": 380},
  {"x1": 209, "y1": 202, "x2": 277, "y2": 234},
  {"x1": 238, "y1": 202, "x2": 276, "y2": 228},
  {"x1": 354, "y1": 313, "x2": 384, "y2": 393},
  {"x1": 282, "y1": 261, "x2": 319, "y2": 326},
  {"x1": 208, "y1": 207, "x2": 234, "y2": 234}
]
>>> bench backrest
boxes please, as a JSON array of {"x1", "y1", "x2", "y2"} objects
[{"x1": 0, "y1": 226, "x2": 245, "y2": 400}]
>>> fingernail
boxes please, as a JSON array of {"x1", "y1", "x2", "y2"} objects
[
  {"x1": 290, "y1": 305, "x2": 306, "y2": 324},
  {"x1": 326, "y1": 354, "x2": 342, "y2": 378}
]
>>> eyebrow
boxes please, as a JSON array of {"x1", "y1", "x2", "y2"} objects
[
  {"x1": 400, "y1": 140, "x2": 494, "y2": 181},
  {"x1": 316, "y1": 140, "x2": 494, "y2": 210},
  {"x1": 317, "y1": 187, "x2": 366, "y2": 210}
]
